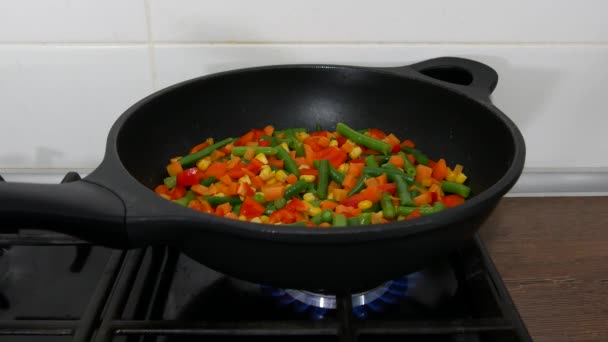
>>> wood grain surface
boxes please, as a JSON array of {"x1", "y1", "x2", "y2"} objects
[{"x1": 480, "y1": 197, "x2": 608, "y2": 342}]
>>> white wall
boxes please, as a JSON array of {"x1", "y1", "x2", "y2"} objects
[{"x1": 1, "y1": 1, "x2": 607, "y2": 193}]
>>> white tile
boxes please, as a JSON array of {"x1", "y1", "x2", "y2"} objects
[
  {"x1": 154, "y1": 44, "x2": 608, "y2": 169},
  {"x1": 149, "y1": 0, "x2": 608, "y2": 43},
  {"x1": 0, "y1": 0, "x2": 147, "y2": 42},
  {"x1": 0, "y1": 46, "x2": 153, "y2": 169}
]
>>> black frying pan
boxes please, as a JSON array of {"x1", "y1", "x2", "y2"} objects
[{"x1": 0, "y1": 57, "x2": 525, "y2": 292}]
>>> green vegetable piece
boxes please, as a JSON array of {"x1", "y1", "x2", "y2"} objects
[
  {"x1": 333, "y1": 214, "x2": 348, "y2": 227},
  {"x1": 203, "y1": 196, "x2": 242, "y2": 207},
  {"x1": 362, "y1": 201, "x2": 381, "y2": 213},
  {"x1": 286, "y1": 221, "x2": 308, "y2": 226},
  {"x1": 321, "y1": 209, "x2": 334, "y2": 223},
  {"x1": 390, "y1": 173, "x2": 414, "y2": 206},
  {"x1": 357, "y1": 212, "x2": 373, "y2": 225},
  {"x1": 274, "y1": 197, "x2": 287, "y2": 209},
  {"x1": 363, "y1": 166, "x2": 414, "y2": 183},
  {"x1": 328, "y1": 164, "x2": 346, "y2": 184},
  {"x1": 199, "y1": 176, "x2": 216, "y2": 186},
  {"x1": 316, "y1": 159, "x2": 330, "y2": 200},
  {"x1": 401, "y1": 146, "x2": 430, "y2": 166},
  {"x1": 163, "y1": 176, "x2": 177, "y2": 189},
  {"x1": 311, "y1": 213, "x2": 324, "y2": 225},
  {"x1": 380, "y1": 192, "x2": 396, "y2": 219},
  {"x1": 365, "y1": 155, "x2": 379, "y2": 168},
  {"x1": 441, "y1": 181, "x2": 471, "y2": 198},
  {"x1": 283, "y1": 180, "x2": 308, "y2": 200},
  {"x1": 275, "y1": 146, "x2": 300, "y2": 177},
  {"x1": 336, "y1": 123, "x2": 392, "y2": 155},
  {"x1": 231, "y1": 146, "x2": 277, "y2": 157},
  {"x1": 179, "y1": 137, "x2": 234, "y2": 166},
  {"x1": 253, "y1": 192, "x2": 266, "y2": 204},
  {"x1": 348, "y1": 217, "x2": 360, "y2": 226},
  {"x1": 399, "y1": 151, "x2": 417, "y2": 177},
  {"x1": 284, "y1": 129, "x2": 305, "y2": 157},
  {"x1": 232, "y1": 203, "x2": 241, "y2": 214},
  {"x1": 172, "y1": 191, "x2": 197, "y2": 206},
  {"x1": 264, "y1": 202, "x2": 276, "y2": 215},
  {"x1": 396, "y1": 206, "x2": 417, "y2": 216},
  {"x1": 347, "y1": 176, "x2": 368, "y2": 197}
]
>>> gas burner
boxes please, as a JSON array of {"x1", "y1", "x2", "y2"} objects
[{"x1": 261, "y1": 274, "x2": 413, "y2": 320}]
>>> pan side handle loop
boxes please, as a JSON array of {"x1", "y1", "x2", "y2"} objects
[{"x1": 0, "y1": 172, "x2": 129, "y2": 248}]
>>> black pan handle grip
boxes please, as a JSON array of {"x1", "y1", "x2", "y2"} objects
[
  {"x1": 408, "y1": 57, "x2": 499, "y2": 100},
  {"x1": 0, "y1": 172, "x2": 129, "y2": 248}
]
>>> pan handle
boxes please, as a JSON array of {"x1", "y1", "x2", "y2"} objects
[
  {"x1": 406, "y1": 57, "x2": 499, "y2": 101},
  {"x1": 0, "y1": 172, "x2": 129, "y2": 247}
]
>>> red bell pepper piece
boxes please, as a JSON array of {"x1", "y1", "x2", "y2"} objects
[
  {"x1": 176, "y1": 167, "x2": 202, "y2": 187},
  {"x1": 240, "y1": 197, "x2": 265, "y2": 219},
  {"x1": 315, "y1": 146, "x2": 347, "y2": 169}
]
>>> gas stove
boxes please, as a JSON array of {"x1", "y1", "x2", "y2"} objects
[{"x1": 0, "y1": 173, "x2": 532, "y2": 341}]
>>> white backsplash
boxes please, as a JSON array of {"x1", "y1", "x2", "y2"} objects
[{"x1": 0, "y1": 1, "x2": 607, "y2": 193}]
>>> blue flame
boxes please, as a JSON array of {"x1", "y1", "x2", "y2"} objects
[{"x1": 261, "y1": 274, "x2": 413, "y2": 320}]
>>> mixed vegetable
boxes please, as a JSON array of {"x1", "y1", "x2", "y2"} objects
[{"x1": 154, "y1": 123, "x2": 471, "y2": 227}]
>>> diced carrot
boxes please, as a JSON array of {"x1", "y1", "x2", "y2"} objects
[
  {"x1": 227, "y1": 166, "x2": 247, "y2": 179},
  {"x1": 243, "y1": 147, "x2": 256, "y2": 161},
  {"x1": 375, "y1": 173, "x2": 388, "y2": 185},
  {"x1": 407, "y1": 154, "x2": 416, "y2": 165},
  {"x1": 295, "y1": 157, "x2": 308, "y2": 167},
  {"x1": 401, "y1": 139, "x2": 416, "y2": 148},
  {"x1": 320, "y1": 200, "x2": 338, "y2": 210},
  {"x1": 215, "y1": 202, "x2": 232, "y2": 216},
  {"x1": 188, "y1": 199, "x2": 213, "y2": 213},
  {"x1": 414, "y1": 192, "x2": 432, "y2": 206},
  {"x1": 319, "y1": 222, "x2": 332, "y2": 228},
  {"x1": 347, "y1": 162, "x2": 364, "y2": 178},
  {"x1": 368, "y1": 128, "x2": 386, "y2": 139},
  {"x1": 154, "y1": 185, "x2": 170, "y2": 196},
  {"x1": 289, "y1": 151, "x2": 296, "y2": 159},
  {"x1": 414, "y1": 164, "x2": 433, "y2": 183},
  {"x1": 268, "y1": 157, "x2": 284, "y2": 169},
  {"x1": 209, "y1": 150, "x2": 226, "y2": 161},
  {"x1": 166, "y1": 161, "x2": 183, "y2": 177},
  {"x1": 262, "y1": 184, "x2": 286, "y2": 201},
  {"x1": 360, "y1": 186, "x2": 382, "y2": 203},
  {"x1": 432, "y1": 158, "x2": 448, "y2": 181},
  {"x1": 299, "y1": 168, "x2": 318, "y2": 177},
  {"x1": 219, "y1": 174, "x2": 233, "y2": 185},
  {"x1": 226, "y1": 156, "x2": 241, "y2": 169},
  {"x1": 220, "y1": 143, "x2": 234, "y2": 154},
  {"x1": 428, "y1": 160, "x2": 436, "y2": 168},
  {"x1": 406, "y1": 209, "x2": 422, "y2": 220},
  {"x1": 331, "y1": 189, "x2": 348, "y2": 202},
  {"x1": 388, "y1": 155, "x2": 405, "y2": 169},
  {"x1": 204, "y1": 162, "x2": 228, "y2": 179},
  {"x1": 191, "y1": 184, "x2": 209, "y2": 196},
  {"x1": 189, "y1": 141, "x2": 210, "y2": 154},
  {"x1": 304, "y1": 144, "x2": 315, "y2": 166},
  {"x1": 383, "y1": 133, "x2": 400, "y2": 147},
  {"x1": 364, "y1": 177, "x2": 379, "y2": 188},
  {"x1": 224, "y1": 212, "x2": 239, "y2": 220},
  {"x1": 340, "y1": 140, "x2": 355, "y2": 153},
  {"x1": 225, "y1": 182, "x2": 238, "y2": 196},
  {"x1": 263, "y1": 125, "x2": 275, "y2": 136},
  {"x1": 237, "y1": 182, "x2": 255, "y2": 197},
  {"x1": 342, "y1": 174, "x2": 357, "y2": 189},
  {"x1": 328, "y1": 180, "x2": 340, "y2": 193},
  {"x1": 286, "y1": 174, "x2": 298, "y2": 184},
  {"x1": 251, "y1": 176, "x2": 265, "y2": 190}
]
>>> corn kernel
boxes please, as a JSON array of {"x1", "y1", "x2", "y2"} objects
[
  {"x1": 206, "y1": 137, "x2": 214, "y2": 145},
  {"x1": 303, "y1": 192, "x2": 316, "y2": 202},
  {"x1": 308, "y1": 207, "x2": 322, "y2": 216},
  {"x1": 328, "y1": 193, "x2": 334, "y2": 200},
  {"x1": 159, "y1": 194, "x2": 171, "y2": 200},
  {"x1": 259, "y1": 165, "x2": 275, "y2": 180},
  {"x1": 260, "y1": 215, "x2": 270, "y2": 224},
  {"x1": 454, "y1": 164, "x2": 464, "y2": 174},
  {"x1": 280, "y1": 142, "x2": 290, "y2": 151},
  {"x1": 275, "y1": 170, "x2": 288, "y2": 182},
  {"x1": 255, "y1": 153, "x2": 269, "y2": 164},
  {"x1": 300, "y1": 175, "x2": 316, "y2": 183},
  {"x1": 215, "y1": 192, "x2": 225, "y2": 197},
  {"x1": 298, "y1": 164, "x2": 310, "y2": 170},
  {"x1": 338, "y1": 163, "x2": 349, "y2": 173},
  {"x1": 349, "y1": 146, "x2": 363, "y2": 159},
  {"x1": 238, "y1": 215, "x2": 247, "y2": 221},
  {"x1": 422, "y1": 179, "x2": 432, "y2": 187},
  {"x1": 266, "y1": 178, "x2": 277, "y2": 185},
  {"x1": 296, "y1": 132, "x2": 309, "y2": 141},
  {"x1": 329, "y1": 139, "x2": 339, "y2": 147},
  {"x1": 358, "y1": 200, "x2": 373, "y2": 210},
  {"x1": 446, "y1": 171, "x2": 458, "y2": 182},
  {"x1": 250, "y1": 217, "x2": 262, "y2": 223},
  {"x1": 455, "y1": 172, "x2": 468, "y2": 184},
  {"x1": 238, "y1": 175, "x2": 252, "y2": 185},
  {"x1": 196, "y1": 158, "x2": 212, "y2": 171}
]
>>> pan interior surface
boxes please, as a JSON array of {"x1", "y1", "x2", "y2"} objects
[{"x1": 116, "y1": 66, "x2": 516, "y2": 205}]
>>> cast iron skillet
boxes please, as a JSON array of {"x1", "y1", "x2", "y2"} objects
[{"x1": 0, "y1": 57, "x2": 525, "y2": 292}]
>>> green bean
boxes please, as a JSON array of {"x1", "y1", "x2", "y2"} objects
[
  {"x1": 333, "y1": 214, "x2": 348, "y2": 227},
  {"x1": 283, "y1": 180, "x2": 308, "y2": 199},
  {"x1": 316, "y1": 159, "x2": 330, "y2": 200},
  {"x1": 199, "y1": 176, "x2": 216, "y2": 186},
  {"x1": 347, "y1": 176, "x2": 369, "y2": 197},
  {"x1": 232, "y1": 203, "x2": 241, "y2": 214},
  {"x1": 231, "y1": 146, "x2": 277, "y2": 156},
  {"x1": 284, "y1": 129, "x2": 305, "y2": 157},
  {"x1": 311, "y1": 199, "x2": 322, "y2": 207},
  {"x1": 397, "y1": 201, "x2": 447, "y2": 217},
  {"x1": 396, "y1": 206, "x2": 418, "y2": 216},
  {"x1": 275, "y1": 128, "x2": 307, "y2": 136},
  {"x1": 274, "y1": 197, "x2": 287, "y2": 209},
  {"x1": 336, "y1": 123, "x2": 392, "y2": 155},
  {"x1": 365, "y1": 155, "x2": 379, "y2": 168},
  {"x1": 172, "y1": 191, "x2": 197, "y2": 206},
  {"x1": 311, "y1": 213, "x2": 324, "y2": 225},
  {"x1": 362, "y1": 201, "x2": 381, "y2": 213},
  {"x1": 401, "y1": 146, "x2": 430, "y2": 166},
  {"x1": 203, "y1": 196, "x2": 242, "y2": 207},
  {"x1": 348, "y1": 217, "x2": 360, "y2": 226},
  {"x1": 363, "y1": 167, "x2": 414, "y2": 183},
  {"x1": 275, "y1": 146, "x2": 300, "y2": 177},
  {"x1": 329, "y1": 164, "x2": 345, "y2": 184},
  {"x1": 357, "y1": 212, "x2": 373, "y2": 225},
  {"x1": 163, "y1": 176, "x2": 177, "y2": 189},
  {"x1": 410, "y1": 189, "x2": 421, "y2": 198},
  {"x1": 264, "y1": 202, "x2": 276, "y2": 215},
  {"x1": 441, "y1": 181, "x2": 471, "y2": 198},
  {"x1": 306, "y1": 182, "x2": 316, "y2": 193},
  {"x1": 380, "y1": 192, "x2": 396, "y2": 219},
  {"x1": 391, "y1": 173, "x2": 414, "y2": 206},
  {"x1": 179, "y1": 137, "x2": 234, "y2": 166},
  {"x1": 399, "y1": 151, "x2": 417, "y2": 177},
  {"x1": 321, "y1": 209, "x2": 334, "y2": 223}
]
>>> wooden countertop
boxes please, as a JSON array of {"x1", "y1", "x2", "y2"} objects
[{"x1": 479, "y1": 197, "x2": 608, "y2": 342}]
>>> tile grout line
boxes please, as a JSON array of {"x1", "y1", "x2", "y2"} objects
[{"x1": 144, "y1": 0, "x2": 158, "y2": 91}]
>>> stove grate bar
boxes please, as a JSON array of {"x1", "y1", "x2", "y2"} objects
[
  {"x1": 0, "y1": 320, "x2": 76, "y2": 335},
  {"x1": 357, "y1": 317, "x2": 512, "y2": 334}
]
